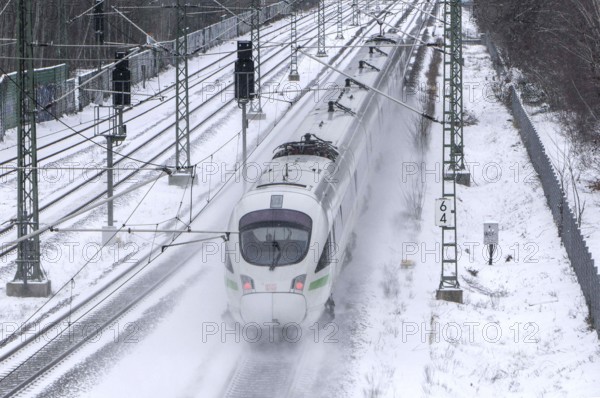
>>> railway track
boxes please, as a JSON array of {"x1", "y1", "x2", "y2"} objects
[
  {"x1": 0, "y1": 3, "x2": 384, "y2": 396},
  {"x1": 0, "y1": 1, "x2": 433, "y2": 396},
  {"x1": 220, "y1": 2, "x2": 432, "y2": 396},
  {"x1": 0, "y1": 1, "x2": 348, "y2": 255},
  {"x1": 0, "y1": 233, "x2": 203, "y2": 397},
  {"x1": 0, "y1": 3, "x2": 334, "y2": 174}
]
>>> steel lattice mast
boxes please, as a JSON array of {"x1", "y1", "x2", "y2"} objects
[
  {"x1": 336, "y1": 0, "x2": 344, "y2": 39},
  {"x1": 13, "y1": 0, "x2": 44, "y2": 286},
  {"x1": 351, "y1": 0, "x2": 359, "y2": 26},
  {"x1": 289, "y1": 1, "x2": 299, "y2": 80},
  {"x1": 439, "y1": 0, "x2": 463, "y2": 294},
  {"x1": 175, "y1": 0, "x2": 191, "y2": 172},
  {"x1": 444, "y1": 0, "x2": 465, "y2": 170},
  {"x1": 317, "y1": 0, "x2": 327, "y2": 56},
  {"x1": 250, "y1": 0, "x2": 263, "y2": 114}
]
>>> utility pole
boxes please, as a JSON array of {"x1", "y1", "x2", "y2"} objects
[
  {"x1": 336, "y1": 0, "x2": 344, "y2": 39},
  {"x1": 436, "y1": 0, "x2": 465, "y2": 304},
  {"x1": 249, "y1": 0, "x2": 265, "y2": 118},
  {"x1": 317, "y1": 0, "x2": 327, "y2": 56},
  {"x1": 169, "y1": 0, "x2": 193, "y2": 186},
  {"x1": 289, "y1": 0, "x2": 299, "y2": 80},
  {"x1": 7, "y1": 0, "x2": 51, "y2": 297}
]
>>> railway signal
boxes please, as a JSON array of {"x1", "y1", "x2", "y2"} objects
[
  {"x1": 112, "y1": 52, "x2": 131, "y2": 107},
  {"x1": 235, "y1": 41, "x2": 256, "y2": 101},
  {"x1": 101, "y1": 52, "x2": 129, "y2": 245},
  {"x1": 235, "y1": 40, "x2": 255, "y2": 182}
]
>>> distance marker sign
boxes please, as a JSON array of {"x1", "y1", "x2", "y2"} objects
[{"x1": 435, "y1": 198, "x2": 454, "y2": 227}]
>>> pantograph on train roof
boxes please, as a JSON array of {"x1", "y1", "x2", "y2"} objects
[{"x1": 272, "y1": 133, "x2": 339, "y2": 162}]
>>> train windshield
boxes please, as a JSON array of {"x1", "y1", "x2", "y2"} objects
[{"x1": 239, "y1": 209, "x2": 312, "y2": 267}]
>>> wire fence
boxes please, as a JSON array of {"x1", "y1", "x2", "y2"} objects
[
  {"x1": 0, "y1": 1, "x2": 287, "y2": 140},
  {"x1": 482, "y1": 33, "x2": 600, "y2": 337}
]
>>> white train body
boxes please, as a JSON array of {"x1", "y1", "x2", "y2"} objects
[{"x1": 225, "y1": 33, "x2": 409, "y2": 326}]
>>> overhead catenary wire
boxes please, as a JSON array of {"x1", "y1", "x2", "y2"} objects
[
  {"x1": 0, "y1": 61, "x2": 183, "y2": 170},
  {"x1": 297, "y1": 48, "x2": 440, "y2": 122},
  {"x1": 0, "y1": 1, "x2": 338, "y2": 247},
  {"x1": 0, "y1": 0, "x2": 335, "y2": 184},
  {"x1": 0, "y1": 0, "x2": 14, "y2": 18},
  {"x1": 0, "y1": 165, "x2": 165, "y2": 346},
  {"x1": 67, "y1": 0, "x2": 108, "y2": 24},
  {"x1": 5, "y1": 170, "x2": 170, "y2": 247},
  {"x1": 0, "y1": 0, "x2": 413, "y2": 358}
]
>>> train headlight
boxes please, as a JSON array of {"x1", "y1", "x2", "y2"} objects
[
  {"x1": 241, "y1": 275, "x2": 255, "y2": 293},
  {"x1": 291, "y1": 274, "x2": 306, "y2": 293}
]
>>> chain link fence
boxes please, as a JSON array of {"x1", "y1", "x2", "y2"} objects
[
  {"x1": 0, "y1": 1, "x2": 287, "y2": 140},
  {"x1": 483, "y1": 34, "x2": 600, "y2": 337}
]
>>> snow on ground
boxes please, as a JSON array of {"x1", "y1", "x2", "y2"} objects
[
  {"x1": 0, "y1": 2, "x2": 350, "y2": 334},
  {"x1": 307, "y1": 8, "x2": 600, "y2": 398},
  {"x1": 2, "y1": 3, "x2": 600, "y2": 398},
  {"x1": 27, "y1": 4, "x2": 432, "y2": 397},
  {"x1": 521, "y1": 90, "x2": 600, "y2": 287},
  {"x1": 422, "y1": 36, "x2": 600, "y2": 396}
]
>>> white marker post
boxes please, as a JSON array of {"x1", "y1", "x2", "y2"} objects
[{"x1": 484, "y1": 222, "x2": 499, "y2": 265}]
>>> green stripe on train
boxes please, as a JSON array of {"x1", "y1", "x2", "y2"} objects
[
  {"x1": 225, "y1": 278, "x2": 238, "y2": 291},
  {"x1": 309, "y1": 274, "x2": 329, "y2": 290}
]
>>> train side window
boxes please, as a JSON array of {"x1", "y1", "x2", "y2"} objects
[{"x1": 315, "y1": 233, "x2": 333, "y2": 273}]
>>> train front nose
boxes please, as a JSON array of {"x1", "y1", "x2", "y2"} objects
[{"x1": 240, "y1": 293, "x2": 307, "y2": 325}]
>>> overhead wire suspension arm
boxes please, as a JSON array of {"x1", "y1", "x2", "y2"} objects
[{"x1": 297, "y1": 48, "x2": 439, "y2": 122}]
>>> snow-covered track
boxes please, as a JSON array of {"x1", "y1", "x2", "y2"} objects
[
  {"x1": 0, "y1": 3, "x2": 339, "y2": 175},
  {"x1": 0, "y1": 4, "x2": 373, "y2": 395},
  {"x1": 0, "y1": 1, "x2": 425, "y2": 395},
  {"x1": 0, "y1": 1, "x2": 349, "y2": 255},
  {"x1": 0, "y1": 243, "x2": 196, "y2": 398},
  {"x1": 224, "y1": 345, "x2": 301, "y2": 398},
  {"x1": 219, "y1": 1, "x2": 428, "y2": 395}
]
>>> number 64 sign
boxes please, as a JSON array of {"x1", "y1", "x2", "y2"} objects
[{"x1": 435, "y1": 198, "x2": 455, "y2": 227}]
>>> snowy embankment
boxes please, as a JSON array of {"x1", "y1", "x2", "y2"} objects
[
  {"x1": 323, "y1": 8, "x2": 600, "y2": 398},
  {"x1": 519, "y1": 75, "x2": 600, "y2": 291}
]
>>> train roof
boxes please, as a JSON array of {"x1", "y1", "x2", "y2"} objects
[{"x1": 250, "y1": 33, "x2": 403, "y2": 205}]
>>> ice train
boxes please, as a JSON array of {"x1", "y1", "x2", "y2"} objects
[{"x1": 224, "y1": 32, "x2": 409, "y2": 325}]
